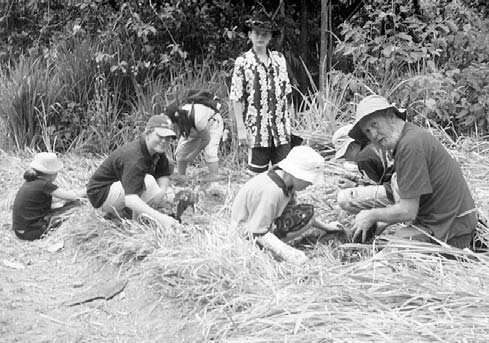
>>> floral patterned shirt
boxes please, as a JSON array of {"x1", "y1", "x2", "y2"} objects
[{"x1": 229, "y1": 49, "x2": 292, "y2": 148}]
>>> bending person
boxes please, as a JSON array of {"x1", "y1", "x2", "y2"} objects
[
  {"x1": 165, "y1": 90, "x2": 223, "y2": 182},
  {"x1": 87, "y1": 114, "x2": 180, "y2": 229},
  {"x1": 347, "y1": 95, "x2": 477, "y2": 248},
  {"x1": 231, "y1": 146, "x2": 343, "y2": 264}
]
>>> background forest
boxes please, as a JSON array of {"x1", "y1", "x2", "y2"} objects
[{"x1": 0, "y1": 0, "x2": 488, "y2": 154}]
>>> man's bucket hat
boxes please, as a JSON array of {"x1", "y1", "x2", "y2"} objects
[
  {"x1": 146, "y1": 114, "x2": 177, "y2": 138},
  {"x1": 30, "y1": 152, "x2": 63, "y2": 174},
  {"x1": 332, "y1": 124, "x2": 356, "y2": 159},
  {"x1": 348, "y1": 95, "x2": 406, "y2": 142},
  {"x1": 277, "y1": 146, "x2": 324, "y2": 185}
]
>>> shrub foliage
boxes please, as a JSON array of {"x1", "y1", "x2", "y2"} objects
[{"x1": 0, "y1": 0, "x2": 488, "y2": 152}]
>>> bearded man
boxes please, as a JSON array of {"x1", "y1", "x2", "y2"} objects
[{"x1": 346, "y1": 95, "x2": 477, "y2": 248}]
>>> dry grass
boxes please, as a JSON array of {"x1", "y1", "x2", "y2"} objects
[{"x1": 2, "y1": 136, "x2": 489, "y2": 342}]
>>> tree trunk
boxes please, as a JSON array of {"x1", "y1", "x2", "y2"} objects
[
  {"x1": 298, "y1": 0, "x2": 309, "y2": 94},
  {"x1": 320, "y1": 0, "x2": 332, "y2": 93},
  {"x1": 276, "y1": 0, "x2": 285, "y2": 51}
]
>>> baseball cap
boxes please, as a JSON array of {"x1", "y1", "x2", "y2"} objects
[{"x1": 146, "y1": 114, "x2": 176, "y2": 138}]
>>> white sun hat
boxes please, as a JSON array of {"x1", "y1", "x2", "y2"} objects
[
  {"x1": 277, "y1": 146, "x2": 324, "y2": 184},
  {"x1": 332, "y1": 124, "x2": 355, "y2": 159},
  {"x1": 349, "y1": 95, "x2": 406, "y2": 142},
  {"x1": 30, "y1": 152, "x2": 63, "y2": 174}
]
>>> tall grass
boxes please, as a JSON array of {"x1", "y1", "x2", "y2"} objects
[
  {"x1": 0, "y1": 55, "x2": 63, "y2": 150},
  {"x1": 291, "y1": 69, "x2": 356, "y2": 149},
  {"x1": 55, "y1": 38, "x2": 99, "y2": 107}
]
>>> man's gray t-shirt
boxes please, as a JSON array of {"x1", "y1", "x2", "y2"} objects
[{"x1": 394, "y1": 123, "x2": 476, "y2": 241}]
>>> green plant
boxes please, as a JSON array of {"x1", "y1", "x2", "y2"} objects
[
  {"x1": 0, "y1": 55, "x2": 63, "y2": 150},
  {"x1": 293, "y1": 69, "x2": 356, "y2": 136},
  {"x1": 336, "y1": 0, "x2": 489, "y2": 135}
]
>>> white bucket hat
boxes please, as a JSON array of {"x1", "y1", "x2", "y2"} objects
[
  {"x1": 277, "y1": 146, "x2": 324, "y2": 184},
  {"x1": 332, "y1": 124, "x2": 355, "y2": 159},
  {"x1": 348, "y1": 95, "x2": 406, "y2": 142},
  {"x1": 30, "y1": 152, "x2": 63, "y2": 174}
]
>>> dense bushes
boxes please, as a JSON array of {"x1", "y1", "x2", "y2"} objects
[
  {"x1": 0, "y1": 0, "x2": 488, "y2": 153},
  {"x1": 336, "y1": 0, "x2": 489, "y2": 136}
]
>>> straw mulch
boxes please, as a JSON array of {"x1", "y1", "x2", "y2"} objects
[{"x1": 2, "y1": 137, "x2": 489, "y2": 342}]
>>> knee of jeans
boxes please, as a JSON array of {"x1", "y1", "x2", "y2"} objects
[{"x1": 337, "y1": 189, "x2": 357, "y2": 212}]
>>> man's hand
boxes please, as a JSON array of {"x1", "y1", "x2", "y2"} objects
[
  {"x1": 147, "y1": 190, "x2": 167, "y2": 208},
  {"x1": 336, "y1": 178, "x2": 357, "y2": 189},
  {"x1": 353, "y1": 210, "x2": 376, "y2": 243}
]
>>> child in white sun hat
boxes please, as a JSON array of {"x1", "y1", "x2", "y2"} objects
[
  {"x1": 231, "y1": 145, "x2": 343, "y2": 264},
  {"x1": 12, "y1": 152, "x2": 86, "y2": 241}
]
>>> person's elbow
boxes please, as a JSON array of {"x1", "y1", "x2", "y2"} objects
[{"x1": 398, "y1": 198, "x2": 419, "y2": 222}]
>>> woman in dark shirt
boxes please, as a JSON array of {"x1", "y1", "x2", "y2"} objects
[{"x1": 12, "y1": 152, "x2": 84, "y2": 241}]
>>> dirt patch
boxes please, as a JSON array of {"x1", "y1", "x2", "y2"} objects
[{"x1": 0, "y1": 215, "x2": 201, "y2": 343}]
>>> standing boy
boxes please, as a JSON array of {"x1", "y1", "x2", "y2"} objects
[{"x1": 230, "y1": 11, "x2": 293, "y2": 173}]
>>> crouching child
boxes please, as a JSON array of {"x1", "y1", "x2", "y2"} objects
[
  {"x1": 231, "y1": 146, "x2": 343, "y2": 264},
  {"x1": 12, "y1": 152, "x2": 85, "y2": 241}
]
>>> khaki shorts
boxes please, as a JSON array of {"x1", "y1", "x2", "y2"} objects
[
  {"x1": 98, "y1": 175, "x2": 162, "y2": 215},
  {"x1": 175, "y1": 114, "x2": 223, "y2": 163}
]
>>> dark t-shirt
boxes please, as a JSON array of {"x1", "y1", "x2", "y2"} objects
[
  {"x1": 12, "y1": 179, "x2": 58, "y2": 232},
  {"x1": 87, "y1": 138, "x2": 173, "y2": 208},
  {"x1": 394, "y1": 123, "x2": 476, "y2": 241}
]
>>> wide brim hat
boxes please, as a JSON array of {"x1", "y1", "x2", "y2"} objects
[
  {"x1": 277, "y1": 146, "x2": 324, "y2": 185},
  {"x1": 245, "y1": 12, "x2": 280, "y2": 35},
  {"x1": 30, "y1": 152, "x2": 63, "y2": 174},
  {"x1": 332, "y1": 124, "x2": 356, "y2": 159},
  {"x1": 348, "y1": 95, "x2": 406, "y2": 142},
  {"x1": 146, "y1": 114, "x2": 177, "y2": 138}
]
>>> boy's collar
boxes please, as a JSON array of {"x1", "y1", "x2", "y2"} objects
[{"x1": 267, "y1": 167, "x2": 293, "y2": 196}]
